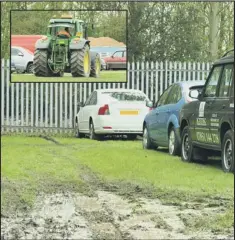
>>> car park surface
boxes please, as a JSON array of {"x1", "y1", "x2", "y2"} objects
[
  {"x1": 11, "y1": 46, "x2": 34, "y2": 73},
  {"x1": 75, "y1": 89, "x2": 152, "y2": 140},
  {"x1": 180, "y1": 50, "x2": 234, "y2": 173},
  {"x1": 143, "y1": 81, "x2": 205, "y2": 155}
]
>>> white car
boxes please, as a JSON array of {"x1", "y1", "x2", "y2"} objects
[
  {"x1": 11, "y1": 46, "x2": 34, "y2": 73},
  {"x1": 75, "y1": 89, "x2": 152, "y2": 140}
]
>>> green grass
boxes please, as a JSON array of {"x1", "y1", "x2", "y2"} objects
[
  {"x1": 11, "y1": 70, "x2": 126, "y2": 82},
  {"x1": 1, "y1": 136, "x2": 85, "y2": 213},
  {"x1": 2, "y1": 135, "x2": 234, "y2": 232},
  {"x1": 57, "y1": 137, "x2": 234, "y2": 198}
]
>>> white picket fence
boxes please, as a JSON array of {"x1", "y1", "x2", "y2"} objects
[{"x1": 1, "y1": 59, "x2": 211, "y2": 135}]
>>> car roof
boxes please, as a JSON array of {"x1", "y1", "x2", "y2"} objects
[
  {"x1": 177, "y1": 81, "x2": 206, "y2": 89},
  {"x1": 213, "y1": 54, "x2": 234, "y2": 65},
  {"x1": 11, "y1": 46, "x2": 33, "y2": 54},
  {"x1": 96, "y1": 89, "x2": 145, "y2": 94}
]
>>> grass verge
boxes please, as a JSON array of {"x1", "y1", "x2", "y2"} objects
[
  {"x1": 2, "y1": 135, "x2": 234, "y2": 233},
  {"x1": 11, "y1": 70, "x2": 126, "y2": 83}
]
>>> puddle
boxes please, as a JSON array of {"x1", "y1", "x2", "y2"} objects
[{"x1": 1, "y1": 191, "x2": 234, "y2": 240}]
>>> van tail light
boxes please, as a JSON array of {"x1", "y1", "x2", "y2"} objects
[{"x1": 98, "y1": 104, "x2": 110, "y2": 115}]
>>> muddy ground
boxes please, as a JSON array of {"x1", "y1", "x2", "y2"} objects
[
  {"x1": 1, "y1": 136, "x2": 234, "y2": 240},
  {"x1": 1, "y1": 188, "x2": 234, "y2": 240},
  {"x1": 2, "y1": 174, "x2": 234, "y2": 240}
]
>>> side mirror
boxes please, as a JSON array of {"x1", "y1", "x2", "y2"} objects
[
  {"x1": 18, "y1": 52, "x2": 24, "y2": 57},
  {"x1": 146, "y1": 100, "x2": 153, "y2": 108},
  {"x1": 91, "y1": 23, "x2": 95, "y2": 30},
  {"x1": 189, "y1": 89, "x2": 199, "y2": 99}
]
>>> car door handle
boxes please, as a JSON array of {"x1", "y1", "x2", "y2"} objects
[
  {"x1": 167, "y1": 109, "x2": 170, "y2": 113},
  {"x1": 156, "y1": 111, "x2": 159, "y2": 115}
]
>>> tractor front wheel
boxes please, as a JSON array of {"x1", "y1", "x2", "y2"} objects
[
  {"x1": 33, "y1": 50, "x2": 52, "y2": 77},
  {"x1": 70, "y1": 45, "x2": 91, "y2": 77}
]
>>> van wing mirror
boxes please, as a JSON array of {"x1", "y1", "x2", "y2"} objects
[{"x1": 189, "y1": 89, "x2": 199, "y2": 99}]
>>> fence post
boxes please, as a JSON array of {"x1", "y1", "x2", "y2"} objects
[
  {"x1": 64, "y1": 83, "x2": 68, "y2": 130},
  {"x1": 165, "y1": 60, "x2": 168, "y2": 89},
  {"x1": 55, "y1": 83, "x2": 58, "y2": 133},
  {"x1": 11, "y1": 81, "x2": 15, "y2": 133},
  {"x1": 74, "y1": 83, "x2": 78, "y2": 129},
  {"x1": 130, "y1": 62, "x2": 134, "y2": 90},
  {"x1": 136, "y1": 61, "x2": 140, "y2": 90},
  {"x1": 146, "y1": 61, "x2": 149, "y2": 97},
  {"x1": 50, "y1": 83, "x2": 53, "y2": 131},
  {"x1": 183, "y1": 62, "x2": 186, "y2": 81},
  {"x1": 69, "y1": 83, "x2": 73, "y2": 129},
  {"x1": 31, "y1": 83, "x2": 34, "y2": 133},
  {"x1": 160, "y1": 61, "x2": 163, "y2": 95},
  {"x1": 150, "y1": 61, "x2": 154, "y2": 101},
  {"x1": 155, "y1": 61, "x2": 159, "y2": 102},
  {"x1": 6, "y1": 60, "x2": 10, "y2": 132},
  {"x1": 45, "y1": 83, "x2": 48, "y2": 129},
  {"x1": 16, "y1": 83, "x2": 19, "y2": 132}
]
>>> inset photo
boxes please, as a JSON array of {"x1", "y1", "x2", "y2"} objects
[{"x1": 10, "y1": 10, "x2": 127, "y2": 83}]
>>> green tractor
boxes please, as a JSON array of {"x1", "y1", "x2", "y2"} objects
[{"x1": 33, "y1": 15, "x2": 101, "y2": 78}]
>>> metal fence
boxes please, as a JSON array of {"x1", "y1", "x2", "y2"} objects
[{"x1": 1, "y1": 59, "x2": 211, "y2": 134}]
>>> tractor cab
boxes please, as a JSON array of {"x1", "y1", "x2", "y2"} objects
[{"x1": 47, "y1": 15, "x2": 87, "y2": 39}]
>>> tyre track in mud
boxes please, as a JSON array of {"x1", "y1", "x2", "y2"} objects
[{"x1": 1, "y1": 137, "x2": 234, "y2": 240}]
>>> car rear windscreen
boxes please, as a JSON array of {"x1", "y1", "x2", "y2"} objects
[{"x1": 102, "y1": 92, "x2": 147, "y2": 101}]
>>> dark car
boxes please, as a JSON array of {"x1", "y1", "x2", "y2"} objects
[
  {"x1": 103, "y1": 50, "x2": 126, "y2": 70},
  {"x1": 143, "y1": 81, "x2": 205, "y2": 155},
  {"x1": 179, "y1": 50, "x2": 234, "y2": 173}
]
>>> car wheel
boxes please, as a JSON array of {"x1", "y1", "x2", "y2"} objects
[
  {"x1": 168, "y1": 127, "x2": 180, "y2": 156},
  {"x1": 222, "y1": 130, "x2": 234, "y2": 173},
  {"x1": 89, "y1": 120, "x2": 99, "y2": 140},
  {"x1": 143, "y1": 126, "x2": 156, "y2": 149},
  {"x1": 27, "y1": 63, "x2": 34, "y2": 73},
  {"x1": 75, "y1": 122, "x2": 85, "y2": 138},
  {"x1": 181, "y1": 126, "x2": 194, "y2": 162}
]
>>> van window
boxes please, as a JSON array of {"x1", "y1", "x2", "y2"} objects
[
  {"x1": 204, "y1": 65, "x2": 222, "y2": 97},
  {"x1": 218, "y1": 64, "x2": 233, "y2": 97}
]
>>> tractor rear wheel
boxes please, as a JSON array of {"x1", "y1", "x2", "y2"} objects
[
  {"x1": 70, "y1": 45, "x2": 91, "y2": 77},
  {"x1": 90, "y1": 54, "x2": 101, "y2": 78},
  {"x1": 34, "y1": 50, "x2": 52, "y2": 77}
]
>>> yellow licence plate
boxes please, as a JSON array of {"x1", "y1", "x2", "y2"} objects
[{"x1": 120, "y1": 110, "x2": 139, "y2": 115}]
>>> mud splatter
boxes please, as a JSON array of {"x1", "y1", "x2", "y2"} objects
[{"x1": 1, "y1": 190, "x2": 233, "y2": 240}]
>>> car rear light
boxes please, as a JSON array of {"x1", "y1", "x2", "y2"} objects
[
  {"x1": 103, "y1": 126, "x2": 112, "y2": 129},
  {"x1": 98, "y1": 104, "x2": 110, "y2": 115},
  {"x1": 149, "y1": 107, "x2": 153, "y2": 111}
]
